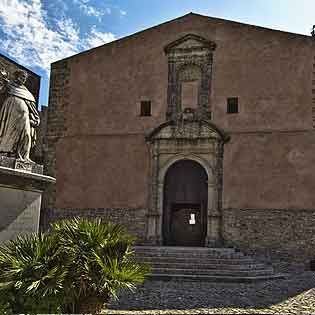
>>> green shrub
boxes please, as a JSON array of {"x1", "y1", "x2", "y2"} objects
[{"x1": 0, "y1": 217, "x2": 149, "y2": 314}]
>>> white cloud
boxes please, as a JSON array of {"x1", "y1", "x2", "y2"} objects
[
  {"x1": 0, "y1": 0, "x2": 115, "y2": 73},
  {"x1": 120, "y1": 10, "x2": 127, "y2": 16},
  {"x1": 85, "y1": 26, "x2": 116, "y2": 48},
  {"x1": 57, "y1": 17, "x2": 80, "y2": 43},
  {"x1": 73, "y1": 0, "x2": 111, "y2": 21}
]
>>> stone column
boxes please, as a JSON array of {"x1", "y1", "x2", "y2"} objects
[
  {"x1": 205, "y1": 182, "x2": 221, "y2": 247},
  {"x1": 145, "y1": 212, "x2": 159, "y2": 245},
  {"x1": 145, "y1": 142, "x2": 162, "y2": 245}
]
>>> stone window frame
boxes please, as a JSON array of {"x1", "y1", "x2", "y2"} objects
[{"x1": 164, "y1": 34, "x2": 217, "y2": 121}]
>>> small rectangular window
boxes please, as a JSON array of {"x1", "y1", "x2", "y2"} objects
[
  {"x1": 140, "y1": 101, "x2": 151, "y2": 117},
  {"x1": 227, "y1": 97, "x2": 238, "y2": 114}
]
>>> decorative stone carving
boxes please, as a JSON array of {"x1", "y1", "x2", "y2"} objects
[
  {"x1": 145, "y1": 34, "x2": 228, "y2": 247},
  {"x1": 146, "y1": 119, "x2": 229, "y2": 247},
  {"x1": 0, "y1": 67, "x2": 40, "y2": 162},
  {"x1": 0, "y1": 59, "x2": 55, "y2": 245},
  {"x1": 164, "y1": 34, "x2": 216, "y2": 121}
]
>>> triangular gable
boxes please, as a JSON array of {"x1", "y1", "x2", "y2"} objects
[{"x1": 164, "y1": 34, "x2": 216, "y2": 54}]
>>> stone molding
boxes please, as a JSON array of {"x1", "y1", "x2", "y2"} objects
[
  {"x1": 0, "y1": 166, "x2": 55, "y2": 192},
  {"x1": 0, "y1": 155, "x2": 43, "y2": 174},
  {"x1": 146, "y1": 119, "x2": 228, "y2": 247},
  {"x1": 164, "y1": 34, "x2": 216, "y2": 121}
]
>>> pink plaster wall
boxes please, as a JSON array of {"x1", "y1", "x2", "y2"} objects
[{"x1": 51, "y1": 13, "x2": 315, "y2": 209}]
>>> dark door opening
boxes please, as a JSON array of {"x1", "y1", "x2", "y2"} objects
[{"x1": 163, "y1": 160, "x2": 208, "y2": 246}]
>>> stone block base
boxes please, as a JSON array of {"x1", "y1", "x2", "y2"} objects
[
  {"x1": 222, "y1": 208, "x2": 315, "y2": 271},
  {"x1": 0, "y1": 165, "x2": 55, "y2": 244},
  {"x1": 0, "y1": 186, "x2": 41, "y2": 243},
  {"x1": 41, "y1": 208, "x2": 147, "y2": 243}
]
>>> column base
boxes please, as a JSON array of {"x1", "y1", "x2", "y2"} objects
[
  {"x1": 143, "y1": 235, "x2": 163, "y2": 246},
  {"x1": 205, "y1": 236, "x2": 222, "y2": 248}
]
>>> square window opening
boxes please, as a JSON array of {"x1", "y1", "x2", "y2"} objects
[
  {"x1": 227, "y1": 97, "x2": 238, "y2": 114},
  {"x1": 140, "y1": 101, "x2": 151, "y2": 117}
]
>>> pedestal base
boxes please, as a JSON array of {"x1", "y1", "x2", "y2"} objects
[{"x1": 0, "y1": 164, "x2": 55, "y2": 244}]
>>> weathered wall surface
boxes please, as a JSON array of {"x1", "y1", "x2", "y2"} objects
[
  {"x1": 42, "y1": 60, "x2": 70, "y2": 211},
  {"x1": 222, "y1": 130, "x2": 315, "y2": 265},
  {"x1": 223, "y1": 131, "x2": 315, "y2": 209},
  {"x1": 222, "y1": 208, "x2": 315, "y2": 270},
  {"x1": 55, "y1": 135, "x2": 150, "y2": 209},
  {"x1": 41, "y1": 208, "x2": 146, "y2": 242},
  {"x1": 46, "y1": 13, "x2": 315, "y2": 210},
  {"x1": 63, "y1": 14, "x2": 313, "y2": 137},
  {"x1": 44, "y1": 14, "x2": 315, "y2": 259}
]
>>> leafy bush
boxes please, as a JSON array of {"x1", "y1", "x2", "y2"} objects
[{"x1": 0, "y1": 217, "x2": 149, "y2": 314}]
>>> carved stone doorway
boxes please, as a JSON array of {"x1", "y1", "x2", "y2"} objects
[
  {"x1": 163, "y1": 160, "x2": 208, "y2": 246},
  {"x1": 145, "y1": 120, "x2": 229, "y2": 247}
]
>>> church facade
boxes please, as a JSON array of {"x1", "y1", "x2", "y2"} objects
[{"x1": 43, "y1": 13, "x2": 315, "y2": 267}]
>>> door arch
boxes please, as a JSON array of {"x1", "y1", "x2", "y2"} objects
[{"x1": 162, "y1": 159, "x2": 208, "y2": 246}]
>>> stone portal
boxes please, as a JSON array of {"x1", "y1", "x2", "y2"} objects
[
  {"x1": 145, "y1": 120, "x2": 229, "y2": 247},
  {"x1": 145, "y1": 34, "x2": 229, "y2": 247}
]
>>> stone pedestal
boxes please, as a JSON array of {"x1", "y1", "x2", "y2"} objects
[{"x1": 0, "y1": 156, "x2": 55, "y2": 244}]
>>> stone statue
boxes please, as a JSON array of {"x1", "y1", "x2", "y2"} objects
[{"x1": 0, "y1": 69, "x2": 40, "y2": 161}]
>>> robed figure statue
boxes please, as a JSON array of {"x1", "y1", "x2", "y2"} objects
[{"x1": 0, "y1": 69, "x2": 40, "y2": 161}]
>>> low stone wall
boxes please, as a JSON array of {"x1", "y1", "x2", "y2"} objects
[
  {"x1": 40, "y1": 207, "x2": 315, "y2": 270},
  {"x1": 40, "y1": 208, "x2": 147, "y2": 243},
  {"x1": 222, "y1": 208, "x2": 315, "y2": 271}
]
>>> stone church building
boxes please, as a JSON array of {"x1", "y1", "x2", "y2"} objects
[{"x1": 42, "y1": 13, "x2": 315, "y2": 267}]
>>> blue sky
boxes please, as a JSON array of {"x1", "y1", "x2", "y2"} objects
[{"x1": 0, "y1": 0, "x2": 313, "y2": 107}]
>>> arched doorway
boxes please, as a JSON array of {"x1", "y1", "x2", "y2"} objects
[{"x1": 163, "y1": 159, "x2": 208, "y2": 246}]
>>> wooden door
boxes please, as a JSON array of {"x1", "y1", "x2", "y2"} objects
[
  {"x1": 163, "y1": 160, "x2": 208, "y2": 246},
  {"x1": 170, "y1": 203, "x2": 204, "y2": 246}
]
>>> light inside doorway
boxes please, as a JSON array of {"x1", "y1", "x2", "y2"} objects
[{"x1": 189, "y1": 213, "x2": 196, "y2": 225}]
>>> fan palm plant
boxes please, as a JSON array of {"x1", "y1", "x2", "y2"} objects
[
  {"x1": 0, "y1": 233, "x2": 67, "y2": 313},
  {"x1": 53, "y1": 217, "x2": 149, "y2": 313},
  {"x1": 0, "y1": 217, "x2": 149, "y2": 314}
]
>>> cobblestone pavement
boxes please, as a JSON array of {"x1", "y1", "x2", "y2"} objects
[{"x1": 104, "y1": 272, "x2": 315, "y2": 314}]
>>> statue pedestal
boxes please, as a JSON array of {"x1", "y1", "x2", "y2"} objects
[{"x1": 0, "y1": 157, "x2": 55, "y2": 244}]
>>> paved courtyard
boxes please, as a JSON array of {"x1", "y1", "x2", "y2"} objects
[{"x1": 105, "y1": 272, "x2": 315, "y2": 314}]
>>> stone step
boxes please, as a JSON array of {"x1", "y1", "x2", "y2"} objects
[
  {"x1": 135, "y1": 256, "x2": 255, "y2": 265},
  {"x1": 134, "y1": 246, "x2": 238, "y2": 254},
  {"x1": 133, "y1": 246, "x2": 280, "y2": 282},
  {"x1": 134, "y1": 246, "x2": 243, "y2": 258},
  {"x1": 149, "y1": 273, "x2": 286, "y2": 283},
  {"x1": 135, "y1": 251, "x2": 246, "y2": 259},
  {"x1": 141, "y1": 261, "x2": 268, "y2": 271},
  {"x1": 151, "y1": 267, "x2": 275, "y2": 277}
]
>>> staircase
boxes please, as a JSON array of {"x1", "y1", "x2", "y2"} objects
[{"x1": 134, "y1": 246, "x2": 285, "y2": 282}]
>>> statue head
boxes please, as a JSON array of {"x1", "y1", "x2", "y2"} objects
[{"x1": 13, "y1": 69, "x2": 28, "y2": 85}]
